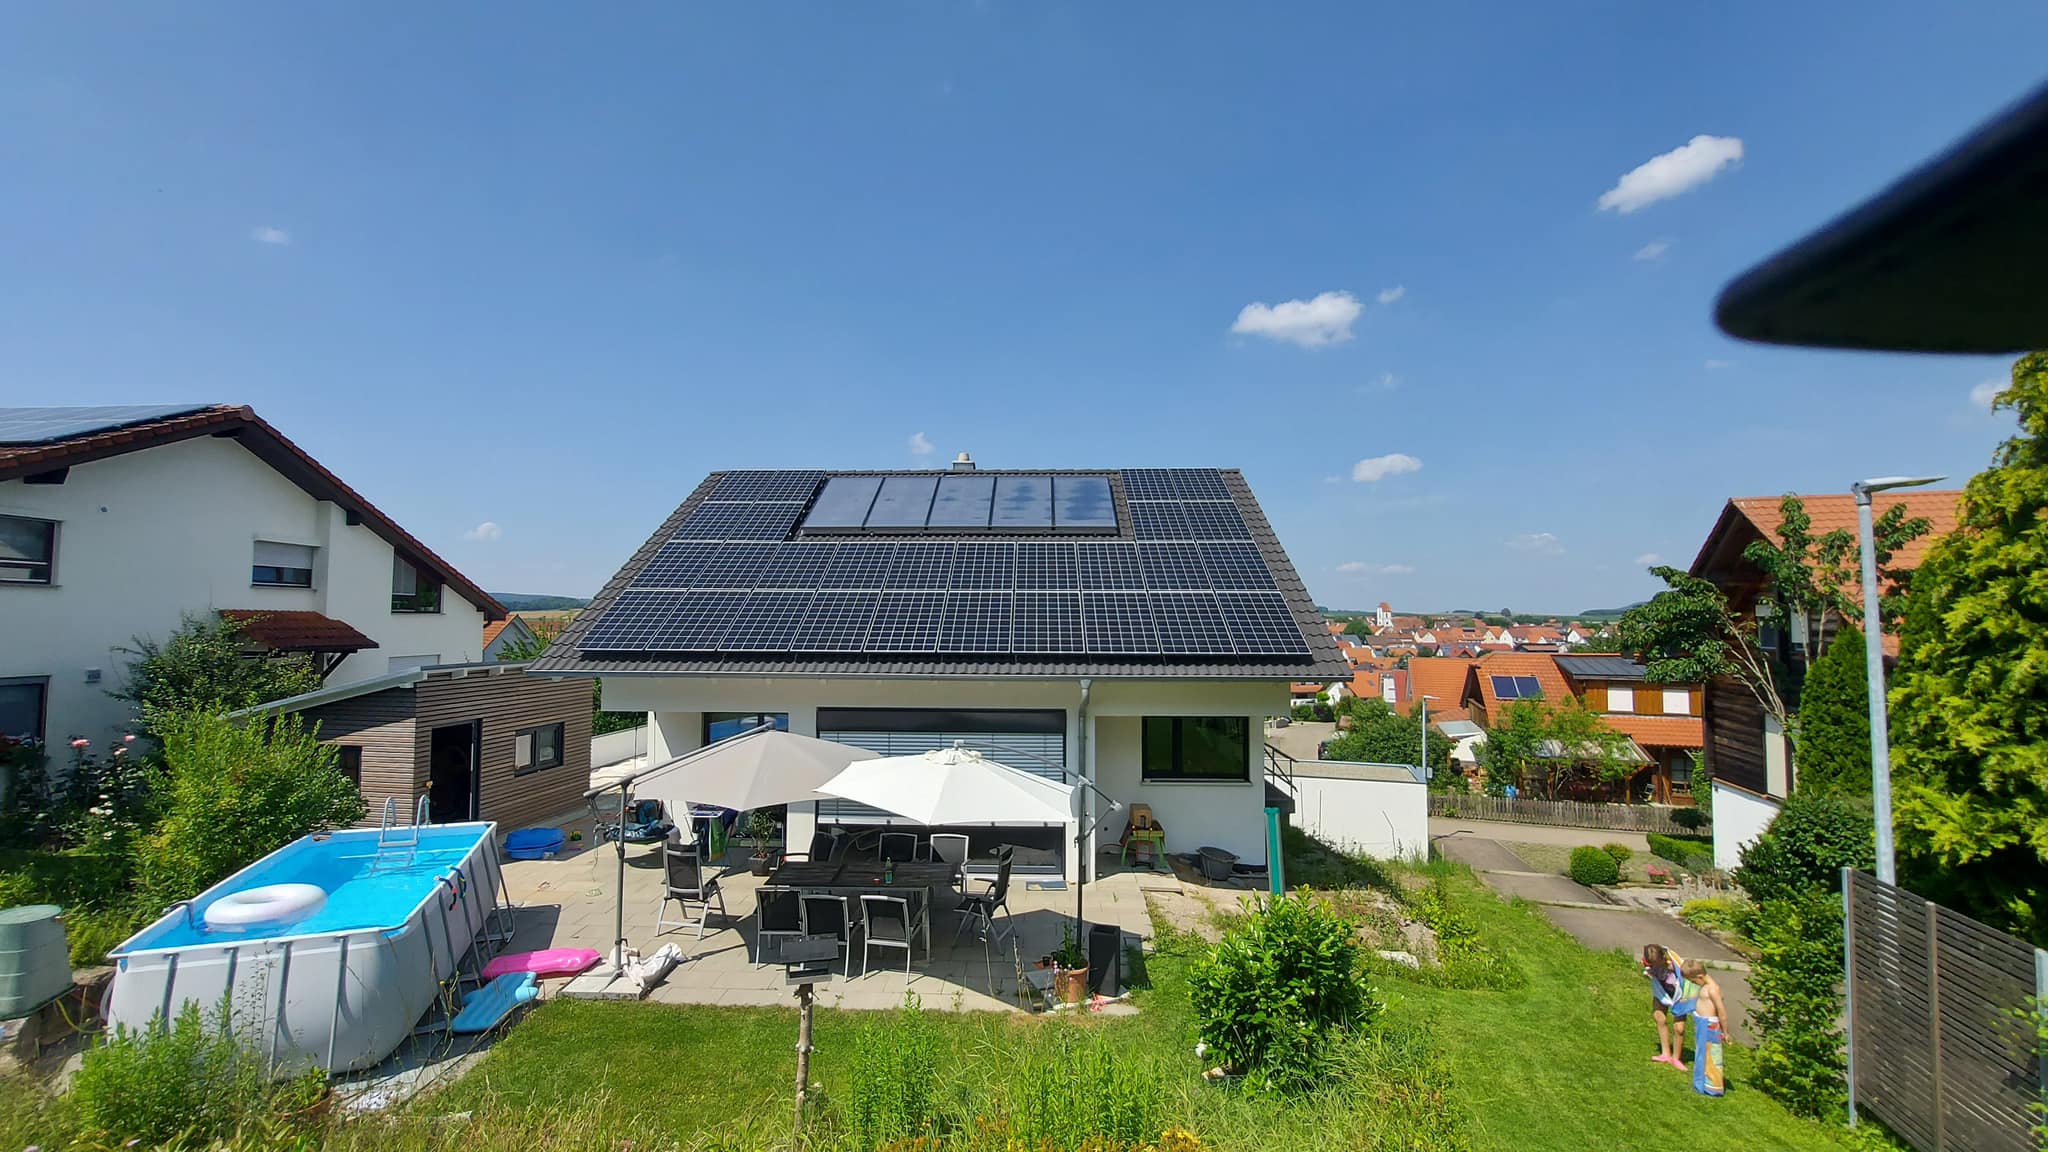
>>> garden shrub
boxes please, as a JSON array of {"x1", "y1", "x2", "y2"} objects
[
  {"x1": 842, "y1": 996, "x2": 943, "y2": 1147},
  {"x1": 1600, "y1": 842, "x2": 1632, "y2": 865},
  {"x1": 1566, "y1": 846, "x2": 1619, "y2": 886},
  {"x1": 1733, "y1": 792, "x2": 1874, "y2": 904},
  {"x1": 72, "y1": 1001, "x2": 325, "y2": 1146},
  {"x1": 1791, "y1": 624, "x2": 1871, "y2": 797},
  {"x1": 1669, "y1": 806, "x2": 1708, "y2": 831},
  {"x1": 1646, "y1": 832, "x2": 1714, "y2": 871},
  {"x1": 1188, "y1": 893, "x2": 1380, "y2": 1093},
  {"x1": 1748, "y1": 887, "x2": 1849, "y2": 1118},
  {"x1": 1678, "y1": 897, "x2": 1754, "y2": 942},
  {"x1": 117, "y1": 613, "x2": 323, "y2": 736},
  {"x1": 139, "y1": 712, "x2": 363, "y2": 904}
]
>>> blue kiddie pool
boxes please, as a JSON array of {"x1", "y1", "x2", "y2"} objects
[{"x1": 503, "y1": 827, "x2": 568, "y2": 861}]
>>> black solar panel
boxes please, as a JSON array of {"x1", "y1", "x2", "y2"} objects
[
  {"x1": 721, "y1": 590, "x2": 815, "y2": 650},
  {"x1": 1137, "y1": 543, "x2": 1209, "y2": 590},
  {"x1": 692, "y1": 543, "x2": 775, "y2": 589},
  {"x1": 581, "y1": 589, "x2": 744, "y2": 651},
  {"x1": 634, "y1": 541, "x2": 718, "y2": 589},
  {"x1": 1076, "y1": 542, "x2": 1145, "y2": 590},
  {"x1": 1014, "y1": 542, "x2": 1078, "y2": 590},
  {"x1": 1012, "y1": 592, "x2": 1083, "y2": 653},
  {"x1": 1181, "y1": 501, "x2": 1251, "y2": 540},
  {"x1": 673, "y1": 502, "x2": 801, "y2": 540},
  {"x1": 1200, "y1": 542, "x2": 1277, "y2": 590},
  {"x1": 792, "y1": 591, "x2": 879, "y2": 651},
  {"x1": 866, "y1": 591, "x2": 944, "y2": 651},
  {"x1": 1082, "y1": 593, "x2": 1156, "y2": 654},
  {"x1": 758, "y1": 542, "x2": 836, "y2": 588},
  {"x1": 948, "y1": 541, "x2": 1014, "y2": 590},
  {"x1": 1120, "y1": 469, "x2": 1177, "y2": 500},
  {"x1": 1219, "y1": 593, "x2": 1311, "y2": 655},
  {"x1": 1148, "y1": 593, "x2": 1235, "y2": 655},
  {"x1": 708, "y1": 470, "x2": 826, "y2": 502},
  {"x1": 819, "y1": 542, "x2": 895, "y2": 588},
  {"x1": 885, "y1": 541, "x2": 955, "y2": 589},
  {"x1": 1170, "y1": 468, "x2": 1232, "y2": 500},
  {"x1": 1129, "y1": 502, "x2": 1190, "y2": 540},
  {"x1": 939, "y1": 592, "x2": 1012, "y2": 652}
]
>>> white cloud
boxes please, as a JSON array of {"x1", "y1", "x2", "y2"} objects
[
  {"x1": 1376, "y1": 285, "x2": 1405, "y2": 305},
  {"x1": 1357, "y1": 371, "x2": 1399, "y2": 395},
  {"x1": 1635, "y1": 552, "x2": 1664, "y2": 566},
  {"x1": 908, "y1": 431, "x2": 935, "y2": 456},
  {"x1": 1338, "y1": 561, "x2": 1416, "y2": 576},
  {"x1": 1506, "y1": 532, "x2": 1564, "y2": 555},
  {"x1": 1598, "y1": 135, "x2": 1745, "y2": 214},
  {"x1": 464, "y1": 521, "x2": 502, "y2": 542},
  {"x1": 1704, "y1": 359, "x2": 1731, "y2": 369},
  {"x1": 1970, "y1": 379, "x2": 2005, "y2": 410},
  {"x1": 250, "y1": 225, "x2": 291, "y2": 246},
  {"x1": 1351, "y1": 453, "x2": 1422, "y2": 483},
  {"x1": 1231, "y1": 290, "x2": 1362, "y2": 347},
  {"x1": 1634, "y1": 240, "x2": 1671, "y2": 261}
]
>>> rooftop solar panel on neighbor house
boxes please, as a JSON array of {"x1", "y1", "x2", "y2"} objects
[
  {"x1": 706, "y1": 470, "x2": 827, "y2": 502},
  {"x1": 0, "y1": 404, "x2": 211, "y2": 446}
]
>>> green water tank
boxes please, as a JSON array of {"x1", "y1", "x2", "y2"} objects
[{"x1": 0, "y1": 905, "x2": 71, "y2": 1020}]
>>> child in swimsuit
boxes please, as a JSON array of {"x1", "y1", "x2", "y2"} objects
[
  {"x1": 1680, "y1": 960, "x2": 1727, "y2": 1096},
  {"x1": 1641, "y1": 943, "x2": 1688, "y2": 1068}
]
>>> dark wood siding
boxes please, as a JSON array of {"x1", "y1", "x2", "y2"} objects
[
  {"x1": 296, "y1": 690, "x2": 418, "y2": 826},
  {"x1": 1704, "y1": 675, "x2": 1767, "y2": 796},
  {"x1": 415, "y1": 667, "x2": 593, "y2": 831}
]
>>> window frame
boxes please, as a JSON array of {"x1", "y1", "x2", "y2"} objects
[
  {"x1": 251, "y1": 541, "x2": 316, "y2": 588},
  {"x1": 1140, "y1": 716, "x2": 1251, "y2": 783},
  {"x1": 391, "y1": 555, "x2": 444, "y2": 614},
  {"x1": 0, "y1": 515, "x2": 57, "y2": 586},
  {"x1": 332, "y1": 745, "x2": 364, "y2": 789},
  {"x1": 0, "y1": 676, "x2": 50, "y2": 747},
  {"x1": 515, "y1": 721, "x2": 566, "y2": 775}
]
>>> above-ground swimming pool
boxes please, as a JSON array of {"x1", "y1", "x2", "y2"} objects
[{"x1": 106, "y1": 822, "x2": 508, "y2": 1073}]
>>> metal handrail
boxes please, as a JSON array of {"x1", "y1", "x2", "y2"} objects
[{"x1": 1262, "y1": 743, "x2": 1299, "y2": 793}]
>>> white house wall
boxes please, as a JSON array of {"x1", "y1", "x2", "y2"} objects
[
  {"x1": 598, "y1": 675, "x2": 1289, "y2": 880},
  {"x1": 1288, "y1": 774, "x2": 1427, "y2": 861},
  {"x1": 0, "y1": 436, "x2": 486, "y2": 743},
  {"x1": 1710, "y1": 782, "x2": 1782, "y2": 871}
]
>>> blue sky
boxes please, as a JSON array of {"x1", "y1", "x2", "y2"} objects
[{"x1": 4, "y1": 4, "x2": 2042, "y2": 614}]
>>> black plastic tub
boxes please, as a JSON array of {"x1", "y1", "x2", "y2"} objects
[{"x1": 1198, "y1": 846, "x2": 1240, "y2": 881}]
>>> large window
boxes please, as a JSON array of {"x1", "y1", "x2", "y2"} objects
[
  {"x1": 252, "y1": 541, "x2": 316, "y2": 587},
  {"x1": 391, "y1": 555, "x2": 442, "y2": 613},
  {"x1": 0, "y1": 516, "x2": 56, "y2": 585},
  {"x1": 704, "y1": 712, "x2": 789, "y2": 744},
  {"x1": 0, "y1": 678, "x2": 48, "y2": 745},
  {"x1": 1142, "y1": 716, "x2": 1249, "y2": 782},
  {"x1": 515, "y1": 723, "x2": 565, "y2": 774}
]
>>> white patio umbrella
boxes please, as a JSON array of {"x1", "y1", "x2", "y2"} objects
[
  {"x1": 581, "y1": 725, "x2": 879, "y2": 965},
  {"x1": 814, "y1": 744, "x2": 1076, "y2": 826}
]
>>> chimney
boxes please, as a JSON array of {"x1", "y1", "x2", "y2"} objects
[{"x1": 951, "y1": 452, "x2": 976, "y2": 472}]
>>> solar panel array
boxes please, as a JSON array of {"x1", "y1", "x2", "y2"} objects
[
  {"x1": 1490, "y1": 674, "x2": 1544, "y2": 700},
  {"x1": 0, "y1": 404, "x2": 212, "y2": 446},
  {"x1": 577, "y1": 468, "x2": 1311, "y2": 659}
]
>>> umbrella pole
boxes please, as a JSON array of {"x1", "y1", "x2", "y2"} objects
[{"x1": 613, "y1": 789, "x2": 629, "y2": 968}]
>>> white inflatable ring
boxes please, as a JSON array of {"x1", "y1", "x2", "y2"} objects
[{"x1": 203, "y1": 883, "x2": 328, "y2": 930}]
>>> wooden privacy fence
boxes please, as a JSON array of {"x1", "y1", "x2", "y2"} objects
[
  {"x1": 1845, "y1": 870, "x2": 2047, "y2": 1152},
  {"x1": 1427, "y1": 793, "x2": 1706, "y2": 836}
]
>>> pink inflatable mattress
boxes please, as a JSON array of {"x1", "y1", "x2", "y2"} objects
[{"x1": 481, "y1": 947, "x2": 602, "y2": 981}]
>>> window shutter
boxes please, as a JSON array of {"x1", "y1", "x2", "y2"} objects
[
  {"x1": 1638, "y1": 687, "x2": 1664, "y2": 716},
  {"x1": 253, "y1": 541, "x2": 315, "y2": 568},
  {"x1": 1582, "y1": 684, "x2": 1607, "y2": 711}
]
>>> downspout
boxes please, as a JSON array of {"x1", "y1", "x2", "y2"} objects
[{"x1": 1075, "y1": 678, "x2": 1092, "y2": 930}]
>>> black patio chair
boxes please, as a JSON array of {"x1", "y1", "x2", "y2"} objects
[
  {"x1": 954, "y1": 851, "x2": 1014, "y2": 945},
  {"x1": 752, "y1": 884, "x2": 803, "y2": 965}
]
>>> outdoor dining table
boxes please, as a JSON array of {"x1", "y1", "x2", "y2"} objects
[{"x1": 767, "y1": 860, "x2": 962, "y2": 953}]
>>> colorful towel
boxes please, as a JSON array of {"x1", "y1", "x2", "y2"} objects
[{"x1": 1694, "y1": 1014, "x2": 1726, "y2": 1096}]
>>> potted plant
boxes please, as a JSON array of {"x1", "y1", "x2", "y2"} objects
[
  {"x1": 1051, "y1": 922, "x2": 1089, "y2": 1005},
  {"x1": 742, "y1": 809, "x2": 780, "y2": 877}
]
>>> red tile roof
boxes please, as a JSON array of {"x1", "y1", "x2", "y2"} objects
[
  {"x1": 1604, "y1": 714, "x2": 1705, "y2": 749},
  {"x1": 1472, "y1": 652, "x2": 1573, "y2": 720},
  {"x1": 0, "y1": 405, "x2": 504, "y2": 620},
  {"x1": 482, "y1": 619, "x2": 513, "y2": 649},
  {"x1": 1407, "y1": 657, "x2": 1479, "y2": 721},
  {"x1": 219, "y1": 610, "x2": 378, "y2": 653}
]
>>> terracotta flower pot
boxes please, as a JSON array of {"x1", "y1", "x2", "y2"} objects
[{"x1": 1055, "y1": 968, "x2": 1089, "y2": 1005}]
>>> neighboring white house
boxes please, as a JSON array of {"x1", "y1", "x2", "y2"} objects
[
  {"x1": 534, "y1": 465, "x2": 1355, "y2": 882},
  {"x1": 0, "y1": 405, "x2": 503, "y2": 747},
  {"x1": 1434, "y1": 717, "x2": 1487, "y2": 769},
  {"x1": 482, "y1": 616, "x2": 540, "y2": 662}
]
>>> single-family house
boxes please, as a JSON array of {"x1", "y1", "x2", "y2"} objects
[
  {"x1": 482, "y1": 616, "x2": 541, "y2": 662},
  {"x1": 531, "y1": 465, "x2": 1351, "y2": 881},
  {"x1": 1553, "y1": 654, "x2": 1704, "y2": 805},
  {"x1": 1689, "y1": 490, "x2": 1960, "y2": 866},
  {"x1": 0, "y1": 405, "x2": 505, "y2": 749}
]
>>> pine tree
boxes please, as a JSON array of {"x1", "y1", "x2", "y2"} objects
[
  {"x1": 1792, "y1": 624, "x2": 1869, "y2": 797},
  {"x1": 1889, "y1": 351, "x2": 2048, "y2": 946}
]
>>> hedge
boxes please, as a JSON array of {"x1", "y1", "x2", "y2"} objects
[
  {"x1": 1567, "y1": 845, "x2": 1620, "y2": 886},
  {"x1": 1647, "y1": 833, "x2": 1714, "y2": 869}
]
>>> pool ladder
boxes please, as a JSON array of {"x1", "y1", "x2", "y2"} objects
[{"x1": 370, "y1": 795, "x2": 433, "y2": 871}]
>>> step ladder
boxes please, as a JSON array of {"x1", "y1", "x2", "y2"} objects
[{"x1": 371, "y1": 795, "x2": 433, "y2": 871}]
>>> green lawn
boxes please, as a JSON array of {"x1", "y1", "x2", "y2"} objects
[{"x1": 1, "y1": 852, "x2": 1858, "y2": 1151}]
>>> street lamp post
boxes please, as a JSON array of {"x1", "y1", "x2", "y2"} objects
[
  {"x1": 1851, "y1": 474, "x2": 1944, "y2": 885},
  {"x1": 1418, "y1": 693, "x2": 1440, "y2": 783}
]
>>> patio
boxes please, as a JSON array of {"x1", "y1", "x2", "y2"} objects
[{"x1": 492, "y1": 821, "x2": 1190, "y2": 1012}]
